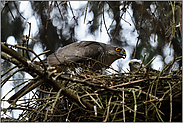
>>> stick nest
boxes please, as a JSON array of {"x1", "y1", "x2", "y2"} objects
[{"x1": 1, "y1": 43, "x2": 182, "y2": 122}]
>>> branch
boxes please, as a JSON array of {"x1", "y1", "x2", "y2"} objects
[{"x1": 1, "y1": 42, "x2": 102, "y2": 112}]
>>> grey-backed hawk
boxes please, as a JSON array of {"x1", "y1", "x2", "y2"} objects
[{"x1": 43, "y1": 41, "x2": 126, "y2": 71}]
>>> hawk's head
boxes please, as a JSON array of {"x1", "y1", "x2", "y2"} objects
[{"x1": 104, "y1": 45, "x2": 126, "y2": 65}]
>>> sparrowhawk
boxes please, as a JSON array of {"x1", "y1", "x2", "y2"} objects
[
  {"x1": 8, "y1": 41, "x2": 126, "y2": 103},
  {"x1": 44, "y1": 41, "x2": 126, "y2": 71},
  {"x1": 129, "y1": 59, "x2": 143, "y2": 71},
  {"x1": 129, "y1": 59, "x2": 158, "y2": 73}
]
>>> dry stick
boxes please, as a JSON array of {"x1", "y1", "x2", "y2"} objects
[
  {"x1": 8, "y1": 76, "x2": 40, "y2": 103},
  {"x1": 144, "y1": 56, "x2": 156, "y2": 68},
  {"x1": 160, "y1": 81, "x2": 181, "y2": 102},
  {"x1": 51, "y1": 88, "x2": 62, "y2": 114},
  {"x1": 43, "y1": 105, "x2": 50, "y2": 122},
  {"x1": 81, "y1": 87, "x2": 102, "y2": 109},
  {"x1": 31, "y1": 50, "x2": 50, "y2": 62},
  {"x1": 26, "y1": 22, "x2": 31, "y2": 60},
  {"x1": 150, "y1": 102, "x2": 164, "y2": 122},
  {"x1": 102, "y1": 2, "x2": 112, "y2": 41},
  {"x1": 7, "y1": 2, "x2": 15, "y2": 20},
  {"x1": 55, "y1": 1, "x2": 63, "y2": 20},
  {"x1": 66, "y1": 103, "x2": 73, "y2": 122},
  {"x1": 68, "y1": 1, "x2": 76, "y2": 21},
  {"x1": 103, "y1": 95, "x2": 112, "y2": 122},
  {"x1": 110, "y1": 78, "x2": 147, "y2": 88},
  {"x1": 169, "y1": 1, "x2": 176, "y2": 48},
  {"x1": 1, "y1": 1, "x2": 8, "y2": 13},
  {"x1": 133, "y1": 39, "x2": 140, "y2": 59},
  {"x1": 45, "y1": 1, "x2": 53, "y2": 29},
  {"x1": 84, "y1": 1, "x2": 89, "y2": 24},
  {"x1": 76, "y1": 92, "x2": 86, "y2": 108},
  {"x1": 111, "y1": 9, "x2": 126, "y2": 42},
  {"x1": 34, "y1": 88, "x2": 54, "y2": 121},
  {"x1": 112, "y1": 105, "x2": 120, "y2": 122},
  {"x1": 4, "y1": 43, "x2": 47, "y2": 70},
  {"x1": 122, "y1": 87, "x2": 125, "y2": 122},
  {"x1": 124, "y1": 105, "x2": 144, "y2": 115},
  {"x1": 167, "y1": 82, "x2": 172, "y2": 122},
  {"x1": 110, "y1": 76, "x2": 173, "y2": 88},
  {"x1": 106, "y1": 1, "x2": 126, "y2": 32},
  {"x1": 133, "y1": 2, "x2": 144, "y2": 59},
  {"x1": 37, "y1": 88, "x2": 57, "y2": 94},
  {"x1": 13, "y1": 1, "x2": 26, "y2": 20},
  {"x1": 41, "y1": 1, "x2": 47, "y2": 16},
  {"x1": 137, "y1": 53, "x2": 146, "y2": 73},
  {"x1": 110, "y1": 96, "x2": 118, "y2": 114},
  {"x1": 1, "y1": 79, "x2": 30, "y2": 100},
  {"x1": 1, "y1": 65, "x2": 17, "y2": 78},
  {"x1": 1, "y1": 67, "x2": 24, "y2": 87}
]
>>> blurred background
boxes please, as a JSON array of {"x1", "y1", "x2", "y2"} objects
[{"x1": 1, "y1": 1, "x2": 182, "y2": 118}]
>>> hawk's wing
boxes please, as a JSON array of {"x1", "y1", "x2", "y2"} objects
[{"x1": 47, "y1": 41, "x2": 104, "y2": 66}]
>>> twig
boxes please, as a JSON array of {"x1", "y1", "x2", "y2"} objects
[
  {"x1": 137, "y1": 53, "x2": 146, "y2": 72},
  {"x1": 6, "y1": 2, "x2": 15, "y2": 20},
  {"x1": 68, "y1": 1, "x2": 76, "y2": 21},
  {"x1": 144, "y1": 56, "x2": 156, "y2": 68},
  {"x1": 66, "y1": 103, "x2": 73, "y2": 122},
  {"x1": 84, "y1": 1, "x2": 89, "y2": 24},
  {"x1": 26, "y1": 22, "x2": 31, "y2": 60},
  {"x1": 4, "y1": 43, "x2": 47, "y2": 70},
  {"x1": 55, "y1": 1, "x2": 63, "y2": 20},
  {"x1": 122, "y1": 87, "x2": 125, "y2": 122},
  {"x1": 1, "y1": 66, "x2": 17, "y2": 78},
  {"x1": 51, "y1": 88, "x2": 62, "y2": 114},
  {"x1": 45, "y1": 1, "x2": 53, "y2": 29},
  {"x1": 133, "y1": 38, "x2": 140, "y2": 59},
  {"x1": 133, "y1": 2, "x2": 144, "y2": 59},
  {"x1": 131, "y1": 89, "x2": 137, "y2": 122},
  {"x1": 102, "y1": 2, "x2": 112, "y2": 40},
  {"x1": 81, "y1": 87, "x2": 102, "y2": 109},
  {"x1": 1, "y1": 68, "x2": 24, "y2": 87},
  {"x1": 1, "y1": 1, "x2": 9, "y2": 13},
  {"x1": 13, "y1": 1, "x2": 26, "y2": 20},
  {"x1": 103, "y1": 95, "x2": 112, "y2": 122},
  {"x1": 167, "y1": 82, "x2": 172, "y2": 122}
]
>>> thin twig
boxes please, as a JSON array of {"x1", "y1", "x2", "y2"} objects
[
  {"x1": 102, "y1": 2, "x2": 112, "y2": 40},
  {"x1": 26, "y1": 22, "x2": 31, "y2": 60},
  {"x1": 1, "y1": 1, "x2": 9, "y2": 13},
  {"x1": 45, "y1": 1, "x2": 53, "y2": 29},
  {"x1": 84, "y1": 1, "x2": 89, "y2": 24},
  {"x1": 122, "y1": 87, "x2": 125, "y2": 122},
  {"x1": 68, "y1": 1, "x2": 76, "y2": 21},
  {"x1": 167, "y1": 82, "x2": 172, "y2": 122},
  {"x1": 55, "y1": 1, "x2": 63, "y2": 20},
  {"x1": 103, "y1": 95, "x2": 112, "y2": 122},
  {"x1": 7, "y1": 2, "x2": 15, "y2": 20},
  {"x1": 13, "y1": 1, "x2": 26, "y2": 20}
]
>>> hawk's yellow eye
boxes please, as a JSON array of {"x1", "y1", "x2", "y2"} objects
[{"x1": 115, "y1": 47, "x2": 121, "y2": 52}]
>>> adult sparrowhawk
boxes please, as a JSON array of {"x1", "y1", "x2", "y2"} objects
[
  {"x1": 8, "y1": 41, "x2": 126, "y2": 103},
  {"x1": 44, "y1": 41, "x2": 126, "y2": 71}
]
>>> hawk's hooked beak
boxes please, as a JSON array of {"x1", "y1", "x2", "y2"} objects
[{"x1": 121, "y1": 51, "x2": 126, "y2": 59}]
